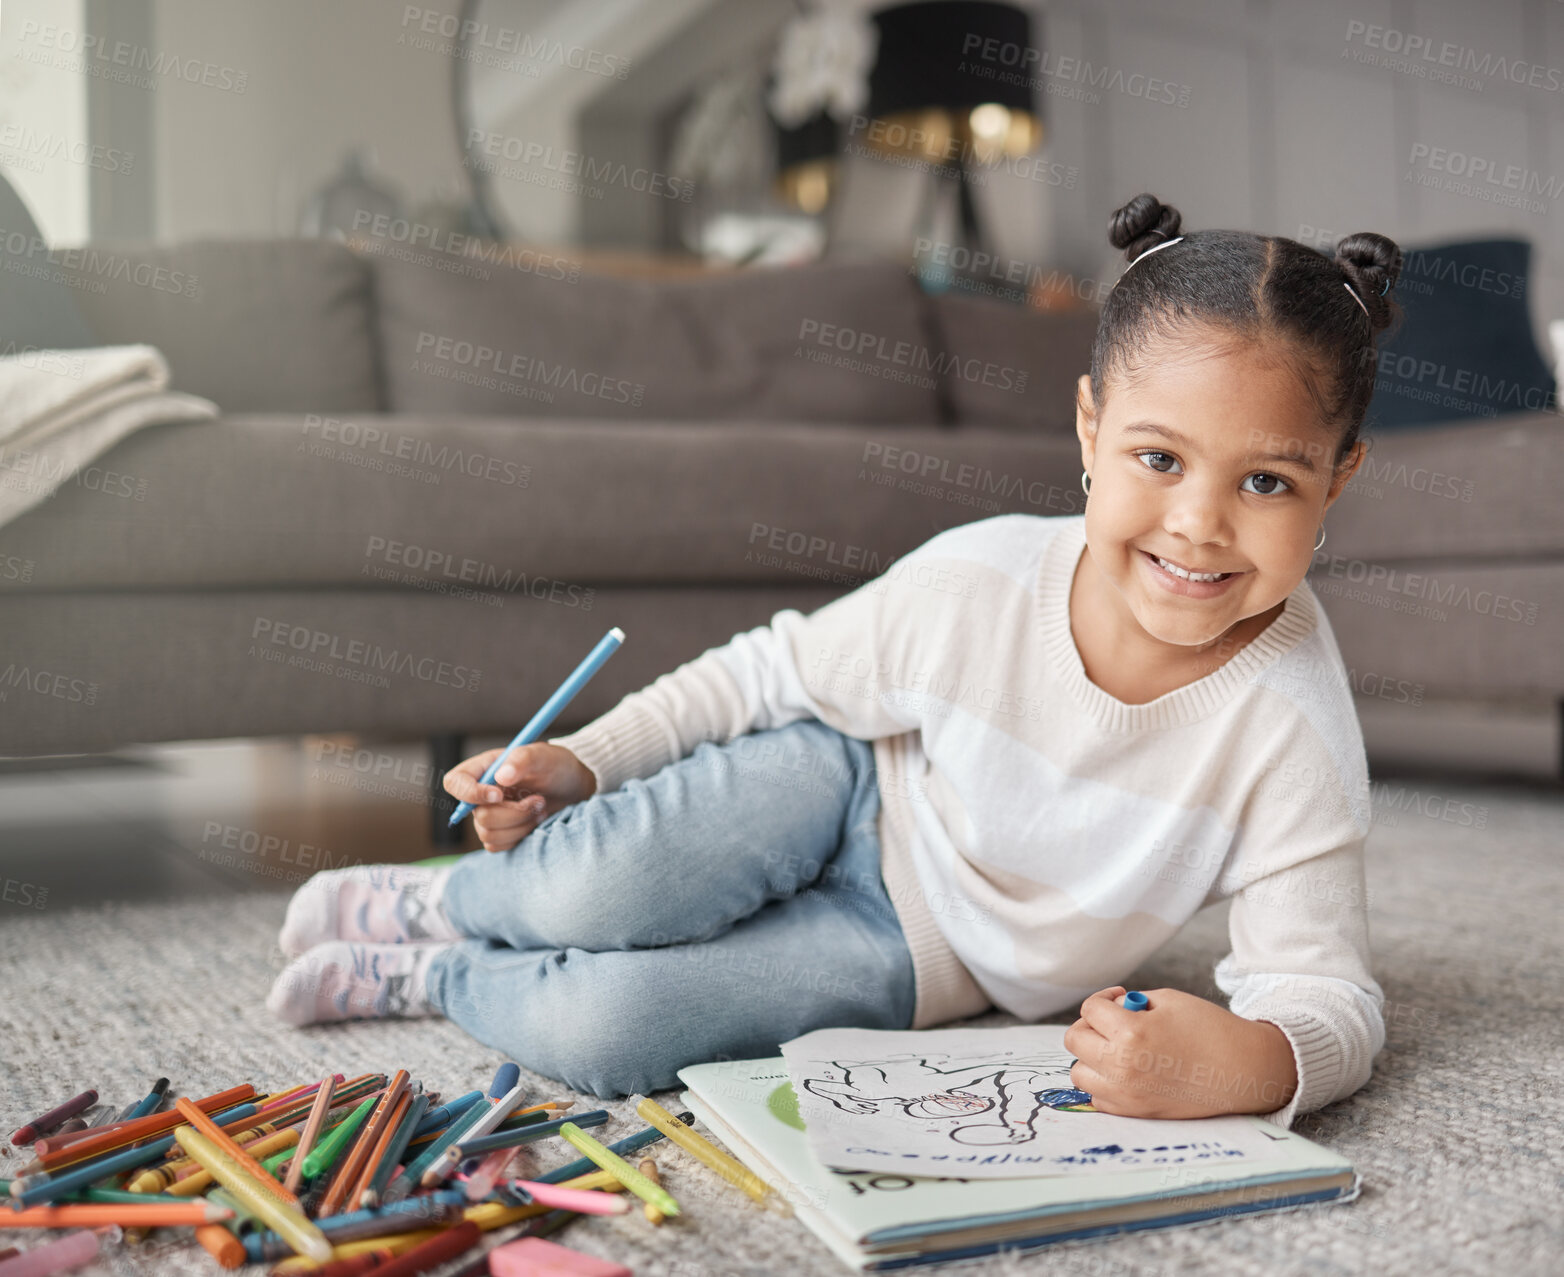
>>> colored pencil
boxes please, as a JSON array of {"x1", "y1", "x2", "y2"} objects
[
  {"x1": 345, "y1": 1087, "x2": 413, "y2": 1212},
  {"x1": 454, "y1": 1108, "x2": 609, "y2": 1157},
  {"x1": 420, "y1": 1078, "x2": 528, "y2": 1187},
  {"x1": 0, "y1": 1200, "x2": 232, "y2": 1226},
  {"x1": 361, "y1": 1090, "x2": 427, "y2": 1208},
  {"x1": 532, "y1": 1112, "x2": 688, "y2": 1184},
  {"x1": 9, "y1": 1102, "x2": 260, "y2": 1208},
  {"x1": 319, "y1": 1069, "x2": 408, "y2": 1217},
  {"x1": 244, "y1": 1189, "x2": 467, "y2": 1263},
  {"x1": 32, "y1": 1083, "x2": 255, "y2": 1170},
  {"x1": 283, "y1": 1075, "x2": 337, "y2": 1196},
  {"x1": 381, "y1": 1100, "x2": 488, "y2": 1204},
  {"x1": 174, "y1": 1123, "x2": 332, "y2": 1263}
]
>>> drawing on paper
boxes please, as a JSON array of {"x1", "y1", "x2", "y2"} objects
[{"x1": 800, "y1": 1050, "x2": 1098, "y2": 1147}]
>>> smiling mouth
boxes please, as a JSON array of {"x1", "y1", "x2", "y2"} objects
[{"x1": 1143, "y1": 551, "x2": 1237, "y2": 583}]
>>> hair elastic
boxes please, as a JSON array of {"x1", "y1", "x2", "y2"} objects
[
  {"x1": 1342, "y1": 281, "x2": 1371, "y2": 321},
  {"x1": 1115, "y1": 235, "x2": 1184, "y2": 284}
]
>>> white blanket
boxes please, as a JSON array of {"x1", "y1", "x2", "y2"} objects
[{"x1": 0, "y1": 344, "x2": 217, "y2": 528}]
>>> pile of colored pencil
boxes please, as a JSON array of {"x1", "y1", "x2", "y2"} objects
[{"x1": 3, "y1": 1066, "x2": 777, "y2": 1274}]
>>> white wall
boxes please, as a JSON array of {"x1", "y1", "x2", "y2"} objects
[
  {"x1": 0, "y1": 0, "x2": 90, "y2": 243},
  {"x1": 150, "y1": 0, "x2": 470, "y2": 240},
  {"x1": 1028, "y1": 0, "x2": 1564, "y2": 340}
]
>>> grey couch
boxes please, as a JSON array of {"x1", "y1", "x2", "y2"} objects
[{"x1": 2, "y1": 236, "x2": 1559, "y2": 799}]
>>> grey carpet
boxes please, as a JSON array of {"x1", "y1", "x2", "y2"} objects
[{"x1": 2, "y1": 774, "x2": 1561, "y2": 1276}]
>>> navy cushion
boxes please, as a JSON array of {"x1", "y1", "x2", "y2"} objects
[
  {"x1": 0, "y1": 172, "x2": 98, "y2": 353},
  {"x1": 1369, "y1": 238, "x2": 1556, "y2": 430}
]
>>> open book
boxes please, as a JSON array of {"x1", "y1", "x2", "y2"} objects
[{"x1": 679, "y1": 1040, "x2": 1358, "y2": 1271}]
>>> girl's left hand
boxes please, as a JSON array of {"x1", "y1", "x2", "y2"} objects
[{"x1": 1063, "y1": 986, "x2": 1299, "y2": 1120}]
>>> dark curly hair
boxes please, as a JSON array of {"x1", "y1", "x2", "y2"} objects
[{"x1": 1088, "y1": 193, "x2": 1403, "y2": 470}]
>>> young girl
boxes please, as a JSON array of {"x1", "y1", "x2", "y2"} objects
[{"x1": 269, "y1": 194, "x2": 1395, "y2": 1130}]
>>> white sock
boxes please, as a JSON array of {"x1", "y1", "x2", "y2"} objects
[
  {"x1": 266, "y1": 940, "x2": 452, "y2": 1026},
  {"x1": 278, "y1": 864, "x2": 459, "y2": 959}
]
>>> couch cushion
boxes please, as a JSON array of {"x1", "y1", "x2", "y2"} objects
[
  {"x1": 0, "y1": 413, "x2": 1084, "y2": 592},
  {"x1": 1325, "y1": 413, "x2": 1564, "y2": 562},
  {"x1": 1369, "y1": 238, "x2": 1556, "y2": 430},
  {"x1": 371, "y1": 253, "x2": 942, "y2": 425},
  {"x1": 924, "y1": 290, "x2": 1098, "y2": 432},
  {"x1": 66, "y1": 240, "x2": 382, "y2": 414}
]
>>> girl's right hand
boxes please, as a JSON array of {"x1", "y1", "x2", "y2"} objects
[{"x1": 442, "y1": 744, "x2": 598, "y2": 853}]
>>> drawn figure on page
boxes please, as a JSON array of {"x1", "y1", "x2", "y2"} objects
[{"x1": 800, "y1": 1051, "x2": 1099, "y2": 1146}]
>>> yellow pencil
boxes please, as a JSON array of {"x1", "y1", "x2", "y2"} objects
[
  {"x1": 633, "y1": 1094, "x2": 784, "y2": 1211},
  {"x1": 174, "y1": 1124, "x2": 331, "y2": 1263},
  {"x1": 557, "y1": 1121, "x2": 680, "y2": 1216}
]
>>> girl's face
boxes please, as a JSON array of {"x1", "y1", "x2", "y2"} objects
[{"x1": 1076, "y1": 330, "x2": 1365, "y2": 653}]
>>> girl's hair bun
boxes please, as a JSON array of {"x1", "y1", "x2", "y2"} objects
[
  {"x1": 1109, "y1": 193, "x2": 1182, "y2": 261},
  {"x1": 1334, "y1": 232, "x2": 1403, "y2": 332}
]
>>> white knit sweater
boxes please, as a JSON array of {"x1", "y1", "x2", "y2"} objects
[{"x1": 550, "y1": 514, "x2": 1385, "y2": 1129}]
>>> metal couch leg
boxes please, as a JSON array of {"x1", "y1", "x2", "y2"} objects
[{"x1": 428, "y1": 733, "x2": 465, "y2": 848}]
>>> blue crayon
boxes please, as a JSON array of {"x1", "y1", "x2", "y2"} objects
[
  {"x1": 1122, "y1": 990, "x2": 1150, "y2": 1011},
  {"x1": 10, "y1": 1102, "x2": 259, "y2": 1209},
  {"x1": 126, "y1": 1077, "x2": 170, "y2": 1121}
]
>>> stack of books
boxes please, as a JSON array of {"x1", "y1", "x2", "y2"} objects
[{"x1": 677, "y1": 1058, "x2": 1358, "y2": 1271}]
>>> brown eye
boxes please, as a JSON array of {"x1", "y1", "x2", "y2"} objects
[
  {"x1": 1136, "y1": 450, "x2": 1179, "y2": 474},
  {"x1": 1243, "y1": 472, "x2": 1289, "y2": 496}
]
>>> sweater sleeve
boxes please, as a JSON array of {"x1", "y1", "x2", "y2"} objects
[
  {"x1": 1213, "y1": 821, "x2": 1385, "y2": 1130},
  {"x1": 546, "y1": 545, "x2": 942, "y2": 794}
]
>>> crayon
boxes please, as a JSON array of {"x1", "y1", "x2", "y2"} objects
[
  {"x1": 243, "y1": 1190, "x2": 467, "y2": 1263},
  {"x1": 43, "y1": 1118, "x2": 88, "y2": 1140},
  {"x1": 300, "y1": 1097, "x2": 377, "y2": 1181},
  {"x1": 283, "y1": 1076, "x2": 337, "y2": 1196},
  {"x1": 174, "y1": 1123, "x2": 332, "y2": 1263},
  {"x1": 32, "y1": 1083, "x2": 255, "y2": 1170},
  {"x1": 556, "y1": 1122, "x2": 680, "y2": 1216},
  {"x1": 174, "y1": 1097, "x2": 299, "y2": 1205},
  {"x1": 0, "y1": 1200, "x2": 232, "y2": 1227},
  {"x1": 532, "y1": 1113, "x2": 689, "y2": 1184},
  {"x1": 0, "y1": 1227, "x2": 101, "y2": 1276},
  {"x1": 382, "y1": 1100, "x2": 488, "y2": 1204},
  {"x1": 9, "y1": 1090, "x2": 97, "y2": 1145},
  {"x1": 512, "y1": 1179, "x2": 631, "y2": 1217},
  {"x1": 633, "y1": 1094, "x2": 778, "y2": 1206},
  {"x1": 196, "y1": 1223, "x2": 247, "y2": 1269},
  {"x1": 408, "y1": 1090, "x2": 482, "y2": 1142},
  {"x1": 320, "y1": 1070, "x2": 409, "y2": 1217},
  {"x1": 362, "y1": 1219, "x2": 481, "y2": 1277},
  {"x1": 168, "y1": 1128, "x2": 300, "y2": 1198},
  {"x1": 420, "y1": 1078, "x2": 527, "y2": 1187},
  {"x1": 10, "y1": 1102, "x2": 260, "y2": 1208},
  {"x1": 128, "y1": 1123, "x2": 287, "y2": 1193},
  {"x1": 128, "y1": 1077, "x2": 169, "y2": 1121},
  {"x1": 455, "y1": 1109, "x2": 610, "y2": 1158},
  {"x1": 639, "y1": 1157, "x2": 666, "y2": 1225}
]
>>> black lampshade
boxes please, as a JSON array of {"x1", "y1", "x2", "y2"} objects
[{"x1": 868, "y1": 1, "x2": 1036, "y2": 118}]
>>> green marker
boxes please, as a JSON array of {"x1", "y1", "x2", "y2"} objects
[{"x1": 300, "y1": 1096, "x2": 377, "y2": 1180}]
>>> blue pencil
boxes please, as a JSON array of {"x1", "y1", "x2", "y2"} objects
[
  {"x1": 454, "y1": 1109, "x2": 609, "y2": 1158},
  {"x1": 447, "y1": 626, "x2": 625, "y2": 826},
  {"x1": 411, "y1": 1090, "x2": 483, "y2": 1142}
]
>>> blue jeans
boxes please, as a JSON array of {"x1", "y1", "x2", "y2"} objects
[{"x1": 428, "y1": 719, "x2": 917, "y2": 1097}]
